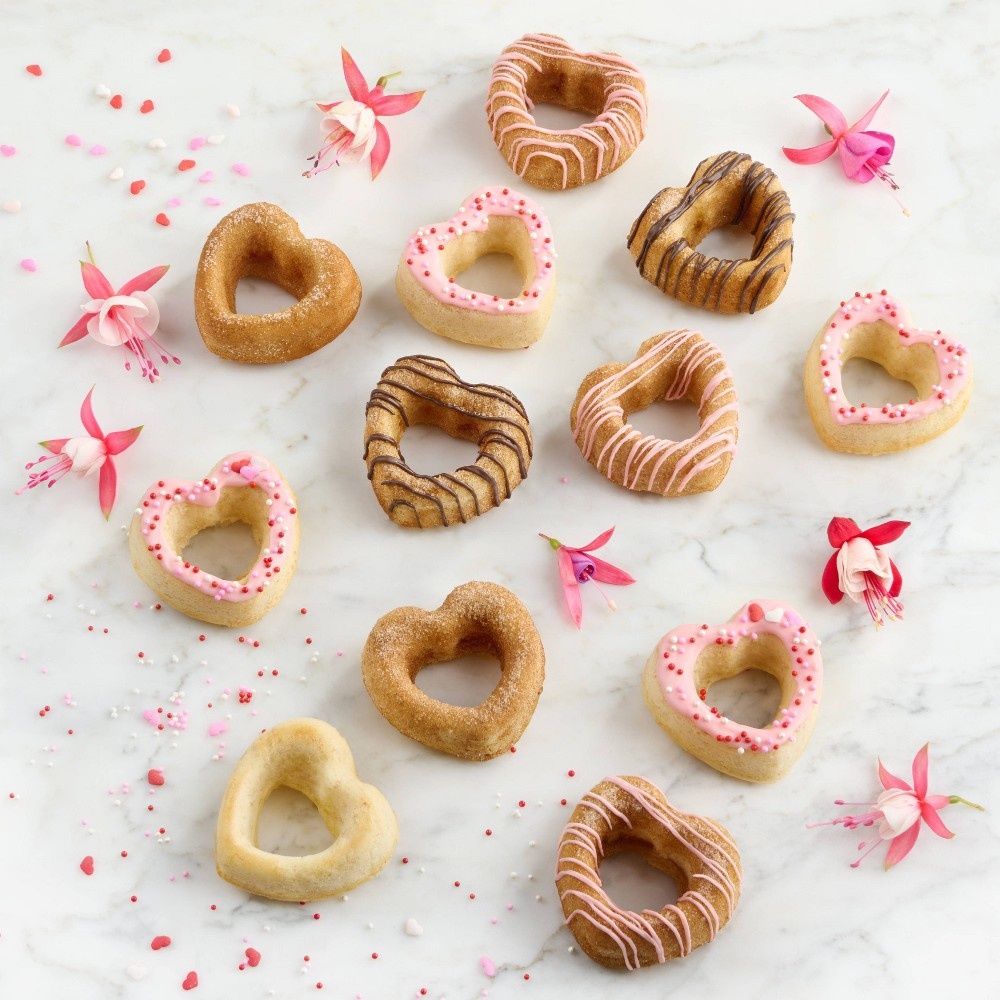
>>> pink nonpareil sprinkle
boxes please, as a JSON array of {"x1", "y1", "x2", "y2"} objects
[
  {"x1": 65, "y1": 134, "x2": 82, "y2": 147},
  {"x1": 0, "y1": 145, "x2": 16, "y2": 157},
  {"x1": 231, "y1": 162, "x2": 250, "y2": 176},
  {"x1": 189, "y1": 136, "x2": 206, "y2": 150},
  {"x1": 20, "y1": 258, "x2": 37, "y2": 272}
]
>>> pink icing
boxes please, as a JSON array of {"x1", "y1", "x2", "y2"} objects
[
  {"x1": 486, "y1": 34, "x2": 647, "y2": 189},
  {"x1": 817, "y1": 290, "x2": 971, "y2": 424},
  {"x1": 653, "y1": 600, "x2": 822, "y2": 755},
  {"x1": 400, "y1": 185, "x2": 556, "y2": 314},
  {"x1": 133, "y1": 453, "x2": 296, "y2": 604}
]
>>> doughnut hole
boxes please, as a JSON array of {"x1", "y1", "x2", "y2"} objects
[
  {"x1": 694, "y1": 634, "x2": 793, "y2": 730},
  {"x1": 457, "y1": 252, "x2": 525, "y2": 300},
  {"x1": 836, "y1": 321, "x2": 937, "y2": 405},
  {"x1": 626, "y1": 398, "x2": 702, "y2": 446},
  {"x1": 397, "y1": 424, "x2": 481, "y2": 478},
  {"x1": 597, "y1": 848, "x2": 680, "y2": 913},
  {"x1": 256, "y1": 787, "x2": 335, "y2": 856},
  {"x1": 526, "y1": 103, "x2": 596, "y2": 131},
  {"x1": 234, "y1": 276, "x2": 299, "y2": 315},
  {"x1": 438, "y1": 215, "x2": 534, "y2": 299},
  {"x1": 181, "y1": 520, "x2": 260, "y2": 581},
  {"x1": 415, "y1": 654, "x2": 503, "y2": 708},
  {"x1": 695, "y1": 226, "x2": 755, "y2": 262}
]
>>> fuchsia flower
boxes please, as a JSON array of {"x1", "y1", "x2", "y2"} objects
[
  {"x1": 59, "y1": 246, "x2": 176, "y2": 382},
  {"x1": 16, "y1": 387, "x2": 142, "y2": 519},
  {"x1": 809, "y1": 744, "x2": 983, "y2": 870},
  {"x1": 305, "y1": 48, "x2": 425, "y2": 180},
  {"x1": 822, "y1": 516, "x2": 909, "y2": 628},
  {"x1": 539, "y1": 527, "x2": 635, "y2": 629},
  {"x1": 782, "y1": 91, "x2": 909, "y2": 215}
]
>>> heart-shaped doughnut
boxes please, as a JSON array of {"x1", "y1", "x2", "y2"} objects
[
  {"x1": 128, "y1": 452, "x2": 299, "y2": 627},
  {"x1": 395, "y1": 185, "x2": 557, "y2": 349},
  {"x1": 194, "y1": 202, "x2": 361, "y2": 364},
  {"x1": 627, "y1": 151, "x2": 794, "y2": 313},
  {"x1": 642, "y1": 599, "x2": 822, "y2": 782},
  {"x1": 215, "y1": 718, "x2": 397, "y2": 901},
  {"x1": 804, "y1": 290, "x2": 973, "y2": 454},
  {"x1": 361, "y1": 582, "x2": 545, "y2": 760}
]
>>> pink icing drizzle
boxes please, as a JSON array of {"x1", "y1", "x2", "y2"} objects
[
  {"x1": 818, "y1": 290, "x2": 971, "y2": 424},
  {"x1": 654, "y1": 599, "x2": 822, "y2": 753},
  {"x1": 133, "y1": 453, "x2": 296, "y2": 604},
  {"x1": 401, "y1": 185, "x2": 556, "y2": 313}
]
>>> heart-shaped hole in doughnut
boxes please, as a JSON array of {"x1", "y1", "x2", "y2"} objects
[
  {"x1": 438, "y1": 216, "x2": 535, "y2": 300},
  {"x1": 398, "y1": 424, "x2": 486, "y2": 476},
  {"x1": 456, "y1": 251, "x2": 526, "y2": 300},
  {"x1": 625, "y1": 398, "x2": 702, "y2": 446},
  {"x1": 180, "y1": 521, "x2": 260, "y2": 582},
  {"x1": 527, "y1": 103, "x2": 597, "y2": 131},
  {"x1": 597, "y1": 850, "x2": 680, "y2": 912},
  {"x1": 695, "y1": 226, "x2": 755, "y2": 262},
  {"x1": 705, "y1": 668, "x2": 782, "y2": 731},
  {"x1": 841, "y1": 357, "x2": 921, "y2": 408},
  {"x1": 256, "y1": 786, "x2": 336, "y2": 857},
  {"x1": 838, "y1": 326, "x2": 938, "y2": 403},
  {"x1": 415, "y1": 654, "x2": 503, "y2": 708},
  {"x1": 234, "y1": 277, "x2": 300, "y2": 316}
]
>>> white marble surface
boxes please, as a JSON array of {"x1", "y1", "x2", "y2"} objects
[{"x1": 2, "y1": 0, "x2": 998, "y2": 997}]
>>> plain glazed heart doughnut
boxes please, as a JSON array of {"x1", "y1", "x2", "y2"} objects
[
  {"x1": 364, "y1": 355, "x2": 532, "y2": 528},
  {"x1": 194, "y1": 202, "x2": 362, "y2": 363},
  {"x1": 804, "y1": 289, "x2": 973, "y2": 454},
  {"x1": 395, "y1": 185, "x2": 557, "y2": 349},
  {"x1": 128, "y1": 452, "x2": 299, "y2": 627},
  {"x1": 486, "y1": 32, "x2": 648, "y2": 190},
  {"x1": 571, "y1": 331, "x2": 738, "y2": 496},
  {"x1": 215, "y1": 718, "x2": 397, "y2": 901},
  {"x1": 642, "y1": 599, "x2": 823, "y2": 782},
  {"x1": 361, "y1": 582, "x2": 545, "y2": 761},
  {"x1": 555, "y1": 775, "x2": 741, "y2": 969},
  {"x1": 627, "y1": 151, "x2": 794, "y2": 313}
]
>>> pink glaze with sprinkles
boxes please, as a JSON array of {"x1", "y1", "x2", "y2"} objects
[
  {"x1": 400, "y1": 185, "x2": 556, "y2": 315},
  {"x1": 133, "y1": 453, "x2": 296, "y2": 604},
  {"x1": 653, "y1": 599, "x2": 822, "y2": 755},
  {"x1": 817, "y1": 290, "x2": 971, "y2": 424}
]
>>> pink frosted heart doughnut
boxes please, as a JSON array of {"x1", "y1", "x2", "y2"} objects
[
  {"x1": 804, "y1": 289, "x2": 973, "y2": 454},
  {"x1": 642, "y1": 599, "x2": 823, "y2": 782},
  {"x1": 395, "y1": 185, "x2": 557, "y2": 349},
  {"x1": 128, "y1": 451, "x2": 299, "y2": 627}
]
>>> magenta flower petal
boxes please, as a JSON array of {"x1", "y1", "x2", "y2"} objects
[
  {"x1": 827, "y1": 516, "x2": 861, "y2": 548},
  {"x1": 98, "y1": 459, "x2": 117, "y2": 520},
  {"x1": 573, "y1": 527, "x2": 616, "y2": 553},
  {"x1": 849, "y1": 89, "x2": 890, "y2": 132},
  {"x1": 859, "y1": 519, "x2": 910, "y2": 546},
  {"x1": 911, "y1": 743, "x2": 930, "y2": 799},
  {"x1": 587, "y1": 555, "x2": 636, "y2": 586},
  {"x1": 556, "y1": 546, "x2": 583, "y2": 628},
  {"x1": 884, "y1": 820, "x2": 921, "y2": 870},
  {"x1": 340, "y1": 48, "x2": 370, "y2": 104},
  {"x1": 369, "y1": 120, "x2": 390, "y2": 180},
  {"x1": 117, "y1": 264, "x2": 169, "y2": 296},
  {"x1": 838, "y1": 130, "x2": 895, "y2": 182},
  {"x1": 920, "y1": 801, "x2": 955, "y2": 839},
  {"x1": 821, "y1": 553, "x2": 844, "y2": 604},
  {"x1": 782, "y1": 139, "x2": 838, "y2": 165},
  {"x1": 79, "y1": 386, "x2": 104, "y2": 439},
  {"x1": 59, "y1": 313, "x2": 92, "y2": 348},
  {"x1": 104, "y1": 425, "x2": 143, "y2": 456},
  {"x1": 878, "y1": 758, "x2": 911, "y2": 792},
  {"x1": 369, "y1": 89, "x2": 425, "y2": 117},
  {"x1": 80, "y1": 261, "x2": 114, "y2": 299},
  {"x1": 794, "y1": 93, "x2": 848, "y2": 134}
]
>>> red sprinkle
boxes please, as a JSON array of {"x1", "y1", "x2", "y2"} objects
[
  {"x1": 157, "y1": 48, "x2": 172, "y2": 63},
  {"x1": 155, "y1": 213, "x2": 170, "y2": 227},
  {"x1": 26, "y1": 64, "x2": 43, "y2": 76},
  {"x1": 147, "y1": 769, "x2": 164, "y2": 786},
  {"x1": 140, "y1": 99, "x2": 155, "y2": 114},
  {"x1": 182, "y1": 971, "x2": 198, "y2": 991},
  {"x1": 151, "y1": 935, "x2": 171, "y2": 951},
  {"x1": 130, "y1": 180, "x2": 146, "y2": 195},
  {"x1": 80, "y1": 855, "x2": 95, "y2": 876},
  {"x1": 110, "y1": 94, "x2": 123, "y2": 109},
  {"x1": 178, "y1": 159, "x2": 196, "y2": 171},
  {"x1": 245, "y1": 947, "x2": 261, "y2": 967}
]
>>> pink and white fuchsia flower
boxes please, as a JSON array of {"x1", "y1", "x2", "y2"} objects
[
  {"x1": 821, "y1": 516, "x2": 909, "y2": 628},
  {"x1": 809, "y1": 744, "x2": 983, "y2": 870},
  {"x1": 16, "y1": 387, "x2": 142, "y2": 519},
  {"x1": 59, "y1": 247, "x2": 177, "y2": 383},
  {"x1": 305, "y1": 48, "x2": 425, "y2": 180}
]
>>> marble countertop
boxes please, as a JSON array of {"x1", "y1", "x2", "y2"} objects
[{"x1": 2, "y1": 0, "x2": 997, "y2": 997}]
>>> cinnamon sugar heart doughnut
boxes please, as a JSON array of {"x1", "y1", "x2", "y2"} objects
[
  {"x1": 215, "y1": 719, "x2": 397, "y2": 901},
  {"x1": 642, "y1": 600, "x2": 822, "y2": 782},
  {"x1": 395, "y1": 185, "x2": 557, "y2": 349},
  {"x1": 804, "y1": 289, "x2": 973, "y2": 454},
  {"x1": 486, "y1": 32, "x2": 648, "y2": 190},
  {"x1": 128, "y1": 452, "x2": 299, "y2": 627},
  {"x1": 571, "y1": 331, "x2": 738, "y2": 496},
  {"x1": 361, "y1": 582, "x2": 545, "y2": 761},
  {"x1": 627, "y1": 151, "x2": 794, "y2": 313},
  {"x1": 555, "y1": 775, "x2": 741, "y2": 969},
  {"x1": 194, "y1": 202, "x2": 361, "y2": 363}
]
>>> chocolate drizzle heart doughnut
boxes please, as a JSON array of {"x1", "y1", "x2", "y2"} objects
[
  {"x1": 627, "y1": 151, "x2": 794, "y2": 313},
  {"x1": 395, "y1": 185, "x2": 557, "y2": 349},
  {"x1": 361, "y1": 582, "x2": 545, "y2": 760},
  {"x1": 804, "y1": 289, "x2": 973, "y2": 454},
  {"x1": 194, "y1": 202, "x2": 361, "y2": 363},
  {"x1": 364, "y1": 355, "x2": 532, "y2": 528},
  {"x1": 555, "y1": 775, "x2": 741, "y2": 969},
  {"x1": 128, "y1": 452, "x2": 299, "y2": 627},
  {"x1": 486, "y1": 33, "x2": 648, "y2": 190},
  {"x1": 215, "y1": 718, "x2": 397, "y2": 901},
  {"x1": 571, "y1": 331, "x2": 738, "y2": 496},
  {"x1": 642, "y1": 599, "x2": 822, "y2": 782}
]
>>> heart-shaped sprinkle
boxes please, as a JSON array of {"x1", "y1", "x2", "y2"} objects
[
  {"x1": 244, "y1": 948, "x2": 261, "y2": 967},
  {"x1": 110, "y1": 94, "x2": 123, "y2": 110},
  {"x1": 155, "y1": 213, "x2": 170, "y2": 227},
  {"x1": 150, "y1": 935, "x2": 171, "y2": 950},
  {"x1": 157, "y1": 48, "x2": 172, "y2": 63},
  {"x1": 238, "y1": 463, "x2": 261, "y2": 481},
  {"x1": 208, "y1": 720, "x2": 228, "y2": 737},
  {"x1": 764, "y1": 607, "x2": 784, "y2": 623},
  {"x1": 3, "y1": 200, "x2": 22, "y2": 213},
  {"x1": 130, "y1": 180, "x2": 146, "y2": 195},
  {"x1": 148, "y1": 137, "x2": 167, "y2": 149},
  {"x1": 229, "y1": 458, "x2": 249, "y2": 473},
  {"x1": 0, "y1": 145, "x2": 15, "y2": 157},
  {"x1": 189, "y1": 136, "x2": 206, "y2": 151},
  {"x1": 95, "y1": 84, "x2": 111, "y2": 98},
  {"x1": 89, "y1": 144, "x2": 106, "y2": 156},
  {"x1": 20, "y1": 258, "x2": 37, "y2": 272},
  {"x1": 182, "y1": 971, "x2": 198, "y2": 991},
  {"x1": 178, "y1": 159, "x2": 196, "y2": 171},
  {"x1": 231, "y1": 162, "x2": 250, "y2": 176},
  {"x1": 80, "y1": 855, "x2": 95, "y2": 875},
  {"x1": 140, "y1": 99, "x2": 155, "y2": 114},
  {"x1": 147, "y1": 768, "x2": 165, "y2": 785},
  {"x1": 225, "y1": 104, "x2": 240, "y2": 117},
  {"x1": 198, "y1": 170, "x2": 214, "y2": 183},
  {"x1": 108, "y1": 166, "x2": 124, "y2": 181},
  {"x1": 747, "y1": 603, "x2": 764, "y2": 622},
  {"x1": 65, "y1": 134, "x2": 82, "y2": 147},
  {"x1": 481, "y1": 956, "x2": 497, "y2": 977},
  {"x1": 26, "y1": 64, "x2": 43, "y2": 76},
  {"x1": 404, "y1": 918, "x2": 423, "y2": 936}
]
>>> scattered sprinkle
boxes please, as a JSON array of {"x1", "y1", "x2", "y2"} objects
[
  {"x1": 95, "y1": 84, "x2": 111, "y2": 98},
  {"x1": 4, "y1": 200, "x2": 22, "y2": 213},
  {"x1": 108, "y1": 166, "x2": 124, "y2": 181},
  {"x1": 148, "y1": 138, "x2": 167, "y2": 150},
  {"x1": 65, "y1": 134, "x2": 82, "y2": 147},
  {"x1": 198, "y1": 170, "x2": 214, "y2": 183},
  {"x1": 26, "y1": 64, "x2": 43, "y2": 77},
  {"x1": 178, "y1": 159, "x2": 196, "y2": 171},
  {"x1": 231, "y1": 162, "x2": 250, "y2": 176},
  {"x1": 189, "y1": 137, "x2": 206, "y2": 151},
  {"x1": 182, "y1": 971, "x2": 198, "y2": 991},
  {"x1": 130, "y1": 179, "x2": 146, "y2": 195},
  {"x1": 89, "y1": 144, "x2": 107, "y2": 156},
  {"x1": 20, "y1": 258, "x2": 37, "y2": 272},
  {"x1": 140, "y1": 100, "x2": 155, "y2": 114},
  {"x1": 150, "y1": 935, "x2": 171, "y2": 950},
  {"x1": 147, "y1": 769, "x2": 164, "y2": 786},
  {"x1": 404, "y1": 918, "x2": 423, "y2": 936},
  {"x1": 157, "y1": 49, "x2": 172, "y2": 63},
  {"x1": 245, "y1": 947, "x2": 261, "y2": 968},
  {"x1": 155, "y1": 213, "x2": 170, "y2": 227},
  {"x1": 225, "y1": 104, "x2": 240, "y2": 118},
  {"x1": 80, "y1": 855, "x2": 95, "y2": 875},
  {"x1": 480, "y1": 956, "x2": 496, "y2": 978},
  {"x1": 204, "y1": 197, "x2": 222, "y2": 206},
  {"x1": 110, "y1": 94, "x2": 123, "y2": 110},
  {"x1": 0, "y1": 145, "x2": 15, "y2": 157}
]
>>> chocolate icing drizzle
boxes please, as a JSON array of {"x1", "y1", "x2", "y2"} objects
[
  {"x1": 363, "y1": 355, "x2": 532, "y2": 528},
  {"x1": 627, "y1": 151, "x2": 794, "y2": 314}
]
